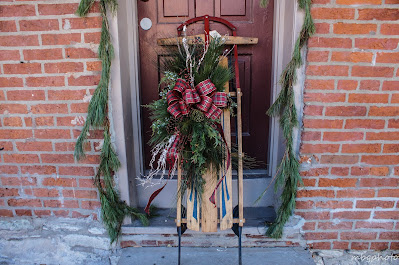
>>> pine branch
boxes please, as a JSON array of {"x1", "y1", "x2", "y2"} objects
[
  {"x1": 265, "y1": 0, "x2": 314, "y2": 239},
  {"x1": 74, "y1": 0, "x2": 148, "y2": 244}
]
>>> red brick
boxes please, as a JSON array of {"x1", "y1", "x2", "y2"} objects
[
  {"x1": 0, "y1": 129, "x2": 32, "y2": 139},
  {"x1": 77, "y1": 155, "x2": 100, "y2": 165},
  {"x1": 304, "y1": 93, "x2": 346, "y2": 103},
  {"x1": 23, "y1": 49, "x2": 63, "y2": 61},
  {"x1": 334, "y1": 23, "x2": 377, "y2": 35},
  {"x1": 34, "y1": 210, "x2": 51, "y2": 217},
  {"x1": 333, "y1": 211, "x2": 371, "y2": 219},
  {"x1": 311, "y1": 8, "x2": 355, "y2": 19},
  {"x1": 371, "y1": 242, "x2": 389, "y2": 251},
  {"x1": 41, "y1": 154, "x2": 74, "y2": 163},
  {"x1": 120, "y1": 241, "x2": 138, "y2": 248},
  {"x1": 357, "y1": 200, "x2": 395, "y2": 208},
  {"x1": 318, "y1": 221, "x2": 353, "y2": 230},
  {"x1": 336, "y1": 0, "x2": 381, "y2": 4},
  {"x1": 3, "y1": 117, "x2": 22, "y2": 127},
  {"x1": 3, "y1": 154, "x2": 39, "y2": 163},
  {"x1": 345, "y1": 119, "x2": 385, "y2": 129},
  {"x1": 308, "y1": 242, "x2": 331, "y2": 250},
  {"x1": 0, "y1": 188, "x2": 19, "y2": 197},
  {"x1": 307, "y1": 51, "x2": 329, "y2": 62},
  {"x1": 337, "y1": 80, "x2": 358, "y2": 90},
  {"x1": 358, "y1": 8, "x2": 399, "y2": 20},
  {"x1": 367, "y1": 132, "x2": 399, "y2": 140},
  {"x1": 316, "y1": 200, "x2": 353, "y2": 209},
  {"x1": 297, "y1": 189, "x2": 335, "y2": 198},
  {"x1": 355, "y1": 221, "x2": 394, "y2": 229},
  {"x1": 300, "y1": 168, "x2": 329, "y2": 177},
  {"x1": 381, "y1": 24, "x2": 399, "y2": 35},
  {"x1": 351, "y1": 242, "x2": 369, "y2": 250},
  {"x1": 0, "y1": 210, "x2": 13, "y2": 217},
  {"x1": 42, "y1": 33, "x2": 81, "y2": 45},
  {"x1": 65, "y1": 48, "x2": 97, "y2": 59},
  {"x1": 307, "y1": 65, "x2": 349, "y2": 76},
  {"x1": 21, "y1": 165, "x2": 56, "y2": 175},
  {"x1": 79, "y1": 179, "x2": 96, "y2": 188},
  {"x1": 43, "y1": 200, "x2": 79, "y2": 208},
  {"x1": 302, "y1": 131, "x2": 321, "y2": 141},
  {"x1": 333, "y1": 241, "x2": 349, "y2": 250},
  {"x1": 375, "y1": 211, "x2": 399, "y2": 219},
  {"x1": 59, "y1": 167, "x2": 94, "y2": 177},
  {"x1": 0, "y1": 4, "x2": 35, "y2": 17},
  {"x1": 44, "y1": 62, "x2": 84, "y2": 74},
  {"x1": 70, "y1": 103, "x2": 89, "y2": 113},
  {"x1": 371, "y1": 167, "x2": 390, "y2": 176},
  {"x1": 323, "y1": 132, "x2": 363, "y2": 141},
  {"x1": 355, "y1": 38, "x2": 399, "y2": 50},
  {"x1": 38, "y1": 3, "x2": 79, "y2": 15},
  {"x1": 4, "y1": 63, "x2": 42, "y2": 74},
  {"x1": 305, "y1": 79, "x2": 335, "y2": 90},
  {"x1": 48, "y1": 89, "x2": 86, "y2": 100},
  {"x1": 303, "y1": 119, "x2": 343, "y2": 129},
  {"x1": 86, "y1": 61, "x2": 102, "y2": 71},
  {"x1": 64, "y1": 17, "x2": 102, "y2": 29},
  {"x1": 296, "y1": 201, "x2": 314, "y2": 209},
  {"x1": 0, "y1": 21, "x2": 17, "y2": 32},
  {"x1": 15, "y1": 209, "x2": 32, "y2": 217},
  {"x1": 68, "y1": 75, "x2": 100, "y2": 86},
  {"x1": 1, "y1": 177, "x2": 37, "y2": 186},
  {"x1": 331, "y1": 167, "x2": 349, "y2": 176},
  {"x1": 53, "y1": 210, "x2": 69, "y2": 217},
  {"x1": 392, "y1": 94, "x2": 399, "y2": 103},
  {"x1": 384, "y1": 144, "x2": 399, "y2": 153},
  {"x1": 24, "y1": 117, "x2": 32, "y2": 127},
  {"x1": 84, "y1": 32, "x2": 101, "y2": 44},
  {"x1": 380, "y1": 232, "x2": 399, "y2": 240},
  {"x1": 7, "y1": 90, "x2": 45, "y2": 101},
  {"x1": 0, "y1": 50, "x2": 20, "y2": 61},
  {"x1": 303, "y1": 105, "x2": 324, "y2": 116},
  {"x1": 308, "y1": 37, "x2": 352, "y2": 49},
  {"x1": 378, "y1": 189, "x2": 399, "y2": 197},
  {"x1": 325, "y1": 106, "x2": 367, "y2": 116},
  {"x1": 321, "y1": 155, "x2": 359, "y2": 164},
  {"x1": 337, "y1": 189, "x2": 375, "y2": 198},
  {"x1": 31, "y1": 104, "x2": 68, "y2": 114},
  {"x1": 0, "y1": 77, "x2": 23, "y2": 88},
  {"x1": 19, "y1": 19, "x2": 59, "y2": 31},
  {"x1": 319, "y1": 178, "x2": 357, "y2": 187},
  {"x1": 341, "y1": 232, "x2": 377, "y2": 240},
  {"x1": 81, "y1": 200, "x2": 101, "y2": 210},
  {"x1": 26, "y1": 76, "x2": 64, "y2": 87},
  {"x1": 315, "y1": 23, "x2": 330, "y2": 34},
  {"x1": 382, "y1": 81, "x2": 399, "y2": 91},
  {"x1": 42, "y1": 178, "x2": 77, "y2": 187},
  {"x1": 0, "y1": 165, "x2": 18, "y2": 174},
  {"x1": 348, "y1": 94, "x2": 389, "y2": 103},
  {"x1": 8, "y1": 198, "x2": 41, "y2": 207},
  {"x1": 376, "y1": 52, "x2": 399, "y2": 63},
  {"x1": 0, "y1": 35, "x2": 39, "y2": 47},
  {"x1": 391, "y1": 242, "x2": 399, "y2": 250},
  {"x1": 301, "y1": 144, "x2": 339, "y2": 153},
  {"x1": 362, "y1": 155, "x2": 399, "y2": 165},
  {"x1": 35, "y1": 117, "x2": 54, "y2": 127},
  {"x1": 305, "y1": 232, "x2": 338, "y2": 240},
  {"x1": 352, "y1": 66, "x2": 394, "y2": 77},
  {"x1": 63, "y1": 190, "x2": 98, "y2": 199},
  {"x1": 360, "y1": 80, "x2": 380, "y2": 91},
  {"x1": 295, "y1": 211, "x2": 331, "y2": 220},
  {"x1": 342, "y1": 144, "x2": 381, "y2": 153}
]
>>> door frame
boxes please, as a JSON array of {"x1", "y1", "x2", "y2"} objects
[{"x1": 110, "y1": 0, "x2": 305, "y2": 219}]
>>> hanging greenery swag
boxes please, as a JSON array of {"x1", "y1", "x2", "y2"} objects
[{"x1": 74, "y1": 0, "x2": 314, "y2": 242}]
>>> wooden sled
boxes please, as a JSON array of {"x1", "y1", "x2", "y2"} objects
[{"x1": 158, "y1": 15, "x2": 257, "y2": 265}]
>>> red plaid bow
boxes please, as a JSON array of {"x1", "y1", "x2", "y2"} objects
[{"x1": 167, "y1": 78, "x2": 228, "y2": 120}]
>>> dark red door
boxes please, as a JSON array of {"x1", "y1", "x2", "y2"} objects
[{"x1": 138, "y1": 0, "x2": 274, "y2": 169}]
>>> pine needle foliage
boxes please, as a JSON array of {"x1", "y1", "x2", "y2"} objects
[
  {"x1": 75, "y1": 0, "x2": 148, "y2": 244},
  {"x1": 265, "y1": 0, "x2": 314, "y2": 238}
]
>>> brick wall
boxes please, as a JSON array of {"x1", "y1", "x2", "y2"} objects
[
  {"x1": 0, "y1": 0, "x2": 102, "y2": 219},
  {"x1": 298, "y1": 0, "x2": 399, "y2": 250}
]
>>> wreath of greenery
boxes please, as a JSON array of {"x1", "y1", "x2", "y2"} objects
[{"x1": 74, "y1": 0, "x2": 314, "y2": 242}]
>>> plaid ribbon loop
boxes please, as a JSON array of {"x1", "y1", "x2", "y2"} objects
[{"x1": 166, "y1": 78, "x2": 228, "y2": 120}]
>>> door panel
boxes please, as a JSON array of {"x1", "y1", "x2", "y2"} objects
[{"x1": 138, "y1": 0, "x2": 274, "y2": 169}]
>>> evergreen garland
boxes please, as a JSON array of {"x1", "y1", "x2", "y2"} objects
[
  {"x1": 265, "y1": 0, "x2": 314, "y2": 238},
  {"x1": 75, "y1": 0, "x2": 148, "y2": 244}
]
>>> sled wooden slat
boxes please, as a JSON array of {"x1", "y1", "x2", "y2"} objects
[
  {"x1": 219, "y1": 57, "x2": 233, "y2": 231},
  {"x1": 186, "y1": 184, "x2": 200, "y2": 231},
  {"x1": 157, "y1": 34, "x2": 258, "y2": 46},
  {"x1": 201, "y1": 166, "x2": 218, "y2": 232},
  {"x1": 176, "y1": 161, "x2": 182, "y2": 227}
]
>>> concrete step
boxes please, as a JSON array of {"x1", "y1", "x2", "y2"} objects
[{"x1": 117, "y1": 247, "x2": 315, "y2": 265}]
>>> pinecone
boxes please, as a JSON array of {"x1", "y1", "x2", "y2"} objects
[
  {"x1": 166, "y1": 117, "x2": 179, "y2": 134},
  {"x1": 190, "y1": 109, "x2": 205, "y2": 122}
]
